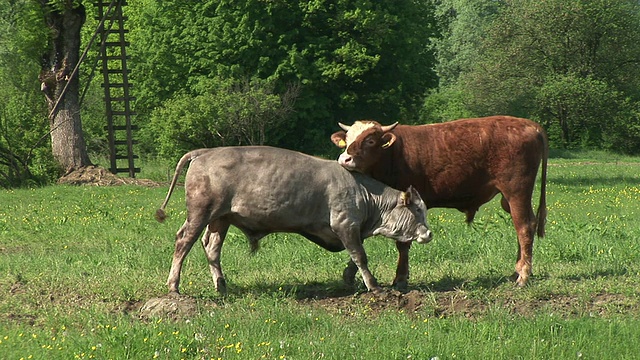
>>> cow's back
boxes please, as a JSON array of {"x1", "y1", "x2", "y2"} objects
[{"x1": 185, "y1": 146, "x2": 362, "y2": 227}]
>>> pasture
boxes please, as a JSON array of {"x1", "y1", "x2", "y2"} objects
[{"x1": 1, "y1": 151, "x2": 639, "y2": 359}]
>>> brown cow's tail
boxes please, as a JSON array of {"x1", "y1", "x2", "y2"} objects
[
  {"x1": 535, "y1": 131, "x2": 548, "y2": 238},
  {"x1": 155, "y1": 149, "x2": 211, "y2": 223}
]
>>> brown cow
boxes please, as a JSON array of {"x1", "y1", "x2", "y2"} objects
[{"x1": 331, "y1": 116, "x2": 548, "y2": 288}]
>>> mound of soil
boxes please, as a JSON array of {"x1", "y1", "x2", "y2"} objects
[
  {"x1": 139, "y1": 294, "x2": 202, "y2": 321},
  {"x1": 57, "y1": 165, "x2": 159, "y2": 186}
]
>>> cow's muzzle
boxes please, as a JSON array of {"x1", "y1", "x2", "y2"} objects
[
  {"x1": 337, "y1": 153, "x2": 357, "y2": 169},
  {"x1": 416, "y1": 228, "x2": 433, "y2": 244}
]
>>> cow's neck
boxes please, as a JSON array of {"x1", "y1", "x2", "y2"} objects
[
  {"x1": 370, "y1": 147, "x2": 401, "y2": 189},
  {"x1": 360, "y1": 185, "x2": 400, "y2": 237}
]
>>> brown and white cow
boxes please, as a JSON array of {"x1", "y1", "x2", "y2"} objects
[{"x1": 331, "y1": 116, "x2": 548, "y2": 287}]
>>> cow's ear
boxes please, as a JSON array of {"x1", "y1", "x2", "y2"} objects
[
  {"x1": 398, "y1": 190, "x2": 411, "y2": 206},
  {"x1": 408, "y1": 186, "x2": 423, "y2": 204},
  {"x1": 331, "y1": 131, "x2": 347, "y2": 148},
  {"x1": 381, "y1": 133, "x2": 396, "y2": 149}
]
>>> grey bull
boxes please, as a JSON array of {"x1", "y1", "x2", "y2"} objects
[{"x1": 155, "y1": 146, "x2": 433, "y2": 294}]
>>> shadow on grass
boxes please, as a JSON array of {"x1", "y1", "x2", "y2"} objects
[
  {"x1": 222, "y1": 273, "x2": 514, "y2": 299},
  {"x1": 218, "y1": 280, "x2": 360, "y2": 301},
  {"x1": 559, "y1": 267, "x2": 628, "y2": 282},
  {"x1": 195, "y1": 273, "x2": 521, "y2": 300},
  {"x1": 411, "y1": 273, "x2": 516, "y2": 292},
  {"x1": 187, "y1": 268, "x2": 601, "y2": 301},
  {"x1": 204, "y1": 266, "x2": 628, "y2": 300}
]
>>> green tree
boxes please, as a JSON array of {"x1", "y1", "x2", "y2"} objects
[
  {"x1": 424, "y1": 0, "x2": 640, "y2": 152},
  {"x1": 129, "y1": 0, "x2": 437, "y2": 155},
  {"x1": 39, "y1": 0, "x2": 92, "y2": 172},
  {"x1": 430, "y1": 0, "x2": 499, "y2": 87},
  {"x1": 464, "y1": 0, "x2": 640, "y2": 151},
  {"x1": 417, "y1": 0, "x2": 499, "y2": 123},
  {"x1": 145, "y1": 77, "x2": 298, "y2": 160},
  {"x1": 0, "y1": 0, "x2": 57, "y2": 187}
]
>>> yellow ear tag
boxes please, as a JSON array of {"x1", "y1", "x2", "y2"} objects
[
  {"x1": 338, "y1": 139, "x2": 346, "y2": 148},
  {"x1": 381, "y1": 141, "x2": 392, "y2": 149}
]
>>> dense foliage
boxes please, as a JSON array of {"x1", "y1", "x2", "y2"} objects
[
  {"x1": 0, "y1": 1, "x2": 57, "y2": 187},
  {"x1": 127, "y1": 0, "x2": 436, "y2": 158},
  {"x1": 427, "y1": 0, "x2": 640, "y2": 152},
  {"x1": 2, "y1": 0, "x2": 640, "y2": 185}
]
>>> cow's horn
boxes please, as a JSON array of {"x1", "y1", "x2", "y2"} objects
[
  {"x1": 338, "y1": 122, "x2": 351, "y2": 131},
  {"x1": 381, "y1": 122, "x2": 399, "y2": 133}
]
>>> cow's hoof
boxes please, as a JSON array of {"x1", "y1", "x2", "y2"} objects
[
  {"x1": 342, "y1": 268, "x2": 357, "y2": 287},
  {"x1": 215, "y1": 278, "x2": 227, "y2": 294},
  {"x1": 392, "y1": 281, "x2": 408, "y2": 292},
  {"x1": 167, "y1": 290, "x2": 182, "y2": 298},
  {"x1": 368, "y1": 286, "x2": 384, "y2": 294},
  {"x1": 512, "y1": 272, "x2": 529, "y2": 287}
]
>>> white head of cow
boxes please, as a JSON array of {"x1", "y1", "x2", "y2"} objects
[{"x1": 331, "y1": 120, "x2": 398, "y2": 172}]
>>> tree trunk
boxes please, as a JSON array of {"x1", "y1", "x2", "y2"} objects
[{"x1": 39, "y1": 1, "x2": 91, "y2": 174}]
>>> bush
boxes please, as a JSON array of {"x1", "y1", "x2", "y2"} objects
[{"x1": 143, "y1": 77, "x2": 298, "y2": 161}]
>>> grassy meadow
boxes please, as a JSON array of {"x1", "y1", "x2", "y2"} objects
[{"x1": 1, "y1": 150, "x2": 639, "y2": 359}]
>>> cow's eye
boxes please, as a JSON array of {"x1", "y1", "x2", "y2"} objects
[{"x1": 365, "y1": 138, "x2": 376, "y2": 146}]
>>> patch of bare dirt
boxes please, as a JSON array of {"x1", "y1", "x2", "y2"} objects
[
  {"x1": 297, "y1": 288, "x2": 640, "y2": 319},
  {"x1": 299, "y1": 289, "x2": 490, "y2": 318},
  {"x1": 57, "y1": 165, "x2": 160, "y2": 186},
  {"x1": 130, "y1": 287, "x2": 639, "y2": 322}
]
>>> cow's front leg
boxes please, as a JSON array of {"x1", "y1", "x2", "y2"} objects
[
  {"x1": 348, "y1": 247, "x2": 381, "y2": 292},
  {"x1": 201, "y1": 219, "x2": 230, "y2": 293},
  {"x1": 392, "y1": 241, "x2": 411, "y2": 290},
  {"x1": 340, "y1": 229, "x2": 381, "y2": 292}
]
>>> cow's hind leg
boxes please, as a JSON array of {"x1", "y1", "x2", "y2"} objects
[
  {"x1": 201, "y1": 219, "x2": 230, "y2": 293},
  {"x1": 342, "y1": 259, "x2": 357, "y2": 287},
  {"x1": 392, "y1": 241, "x2": 411, "y2": 290},
  {"x1": 167, "y1": 217, "x2": 208, "y2": 294},
  {"x1": 506, "y1": 197, "x2": 537, "y2": 287}
]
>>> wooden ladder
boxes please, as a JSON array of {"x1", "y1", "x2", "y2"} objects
[{"x1": 95, "y1": 0, "x2": 139, "y2": 177}]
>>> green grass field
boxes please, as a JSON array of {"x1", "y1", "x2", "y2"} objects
[{"x1": 1, "y1": 151, "x2": 639, "y2": 359}]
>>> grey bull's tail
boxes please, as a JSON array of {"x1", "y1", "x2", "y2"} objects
[
  {"x1": 535, "y1": 131, "x2": 548, "y2": 238},
  {"x1": 155, "y1": 149, "x2": 211, "y2": 223}
]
